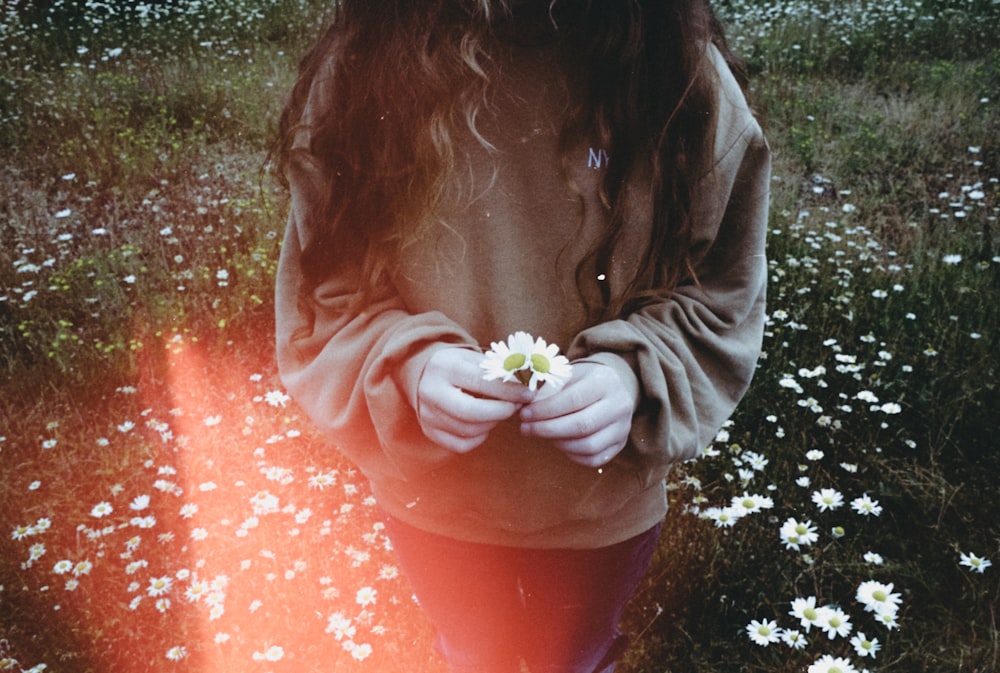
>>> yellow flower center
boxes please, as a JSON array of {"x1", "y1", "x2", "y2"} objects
[
  {"x1": 503, "y1": 353, "x2": 527, "y2": 371},
  {"x1": 530, "y1": 353, "x2": 551, "y2": 373},
  {"x1": 795, "y1": 523, "x2": 808, "y2": 535},
  {"x1": 873, "y1": 590, "x2": 887, "y2": 602},
  {"x1": 803, "y1": 607, "x2": 817, "y2": 621}
]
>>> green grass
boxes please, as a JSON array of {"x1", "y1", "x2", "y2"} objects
[{"x1": 1, "y1": 1, "x2": 998, "y2": 672}]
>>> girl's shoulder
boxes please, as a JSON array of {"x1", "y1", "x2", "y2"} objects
[{"x1": 702, "y1": 42, "x2": 766, "y2": 157}]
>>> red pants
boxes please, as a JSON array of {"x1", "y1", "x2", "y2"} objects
[{"x1": 383, "y1": 515, "x2": 662, "y2": 673}]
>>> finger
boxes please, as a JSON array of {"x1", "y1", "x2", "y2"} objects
[
  {"x1": 422, "y1": 376, "x2": 522, "y2": 422},
  {"x1": 445, "y1": 393, "x2": 521, "y2": 425},
  {"x1": 423, "y1": 426, "x2": 489, "y2": 454},
  {"x1": 557, "y1": 432, "x2": 626, "y2": 466},
  {"x1": 555, "y1": 427, "x2": 622, "y2": 459},
  {"x1": 520, "y1": 404, "x2": 605, "y2": 441},
  {"x1": 422, "y1": 403, "x2": 505, "y2": 440},
  {"x1": 560, "y1": 444, "x2": 621, "y2": 468},
  {"x1": 467, "y1": 376, "x2": 536, "y2": 404},
  {"x1": 521, "y1": 389, "x2": 627, "y2": 439},
  {"x1": 519, "y1": 381, "x2": 600, "y2": 422},
  {"x1": 445, "y1": 351, "x2": 535, "y2": 404}
]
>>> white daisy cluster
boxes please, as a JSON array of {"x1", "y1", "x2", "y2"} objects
[
  {"x1": 5, "y1": 372, "x2": 414, "y2": 670},
  {"x1": 669, "y1": 136, "x2": 998, "y2": 669},
  {"x1": 717, "y1": 0, "x2": 1000, "y2": 81},
  {"x1": 481, "y1": 331, "x2": 573, "y2": 391},
  {"x1": 747, "y1": 582, "x2": 900, "y2": 668},
  {"x1": 700, "y1": 491, "x2": 774, "y2": 528}
]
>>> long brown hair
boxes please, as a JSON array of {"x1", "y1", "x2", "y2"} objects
[{"x1": 274, "y1": 0, "x2": 748, "y2": 326}]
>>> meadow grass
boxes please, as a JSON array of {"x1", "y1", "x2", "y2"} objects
[{"x1": 1, "y1": 1, "x2": 998, "y2": 672}]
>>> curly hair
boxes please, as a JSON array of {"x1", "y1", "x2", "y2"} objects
[{"x1": 274, "y1": 0, "x2": 748, "y2": 326}]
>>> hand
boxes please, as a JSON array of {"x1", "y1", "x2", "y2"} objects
[
  {"x1": 417, "y1": 347, "x2": 535, "y2": 454},
  {"x1": 518, "y1": 362, "x2": 638, "y2": 468}
]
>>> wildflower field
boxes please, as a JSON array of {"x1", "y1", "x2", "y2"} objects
[{"x1": 1, "y1": 1, "x2": 998, "y2": 672}]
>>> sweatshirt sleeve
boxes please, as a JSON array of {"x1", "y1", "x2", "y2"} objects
[
  {"x1": 569, "y1": 56, "x2": 770, "y2": 466},
  {"x1": 274, "y1": 61, "x2": 477, "y2": 483}
]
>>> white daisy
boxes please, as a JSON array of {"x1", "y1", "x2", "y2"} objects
[
  {"x1": 789, "y1": 596, "x2": 822, "y2": 633},
  {"x1": 165, "y1": 646, "x2": 187, "y2": 661},
  {"x1": 850, "y1": 494, "x2": 882, "y2": 516},
  {"x1": 263, "y1": 645, "x2": 284, "y2": 662},
  {"x1": 11, "y1": 524, "x2": 35, "y2": 540},
  {"x1": 326, "y1": 612, "x2": 356, "y2": 640},
  {"x1": 730, "y1": 492, "x2": 774, "y2": 515},
  {"x1": 960, "y1": 552, "x2": 992, "y2": 573},
  {"x1": 264, "y1": 390, "x2": 291, "y2": 407},
  {"x1": 807, "y1": 654, "x2": 858, "y2": 673},
  {"x1": 743, "y1": 451, "x2": 769, "y2": 471},
  {"x1": 780, "y1": 518, "x2": 818, "y2": 551},
  {"x1": 876, "y1": 610, "x2": 901, "y2": 630},
  {"x1": 863, "y1": 551, "x2": 884, "y2": 565},
  {"x1": 185, "y1": 580, "x2": 210, "y2": 603},
  {"x1": 702, "y1": 506, "x2": 743, "y2": 528},
  {"x1": 851, "y1": 632, "x2": 881, "y2": 658},
  {"x1": 817, "y1": 605, "x2": 852, "y2": 640},
  {"x1": 351, "y1": 643, "x2": 373, "y2": 661},
  {"x1": 355, "y1": 586, "x2": 377, "y2": 607},
  {"x1": 812, "y1": 488, "x2": 844, "y2": 512},
  {"x1": 856, "y1": 580, "x2": 901, "y2": 616},
  {"x1": 481, "y1": 331, "x2": 536, "y2": 384},
  {"x1": 481, "y1": 332, "x2": 572, "y2": 390},
  {"x1": 746, "y1": 619, "x2": 782, "y2": 646},
  {"x1": 525, "y1": 335, "x2": 573, "y2": 391},
  {"x1": 147, "y1": 575, "x2": 173, "y2": 597},
  {"x1": 781, "y1": 629, "x2": 808, "y2": 649}
]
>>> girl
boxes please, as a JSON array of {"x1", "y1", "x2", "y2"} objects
[{"x1": 274, "y1": 1, "x2": 769, "y2": 671}]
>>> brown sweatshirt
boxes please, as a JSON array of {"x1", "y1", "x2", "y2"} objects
[{"x1": 275, "y1": 40, "x2": 770, "y2": 549}]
